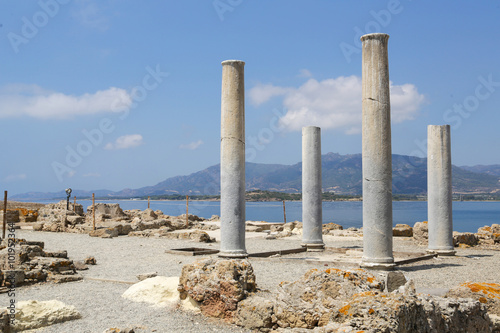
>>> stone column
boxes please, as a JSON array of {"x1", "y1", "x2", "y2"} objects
[
  {"x1": 302, "y1": 126, "x2": 324, "y2": 251},
  {"x1": 219, "y1": 60, "x2": 247, "y2": 258},
  {"x1": 427, "y1": 125, "x2": 455, "y2": 255},
  {"x1": 360, "y1": 33, "x2": 395, "y2": 270}
]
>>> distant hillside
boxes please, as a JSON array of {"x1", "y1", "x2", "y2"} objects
[
  {"x1": 12, "y1": 152, "x2": 500, "y2": 200},
  {"x1": 460, "y1": 164, "x2": 500, "y2": 177}
]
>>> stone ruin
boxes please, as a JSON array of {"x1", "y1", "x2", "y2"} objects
[
  {"x1": 0, "y1": 238, "x2": 95, "y2": 288},
  {"x1": 30, "y1": 201, "x2": 217, "y2": 243}
]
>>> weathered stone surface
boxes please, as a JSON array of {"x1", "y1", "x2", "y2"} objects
[
  {"x1": 103, "y1": 327, "x2": 136, "y2": 333},
  {"x1": 0, "y1": 210, "x2": 20, "y2": 223},
  {"x1": 0, "y1": 310, "x2": 9, "y2": 333},
  {"x1": 30, "y1": 257, "x2": 75, "y2": 273},
  {"x1": 179, "y1": 258, "x2": 256, "y2": 319},
  {"x1": 73, "y1": 260, "x2": 88, "y2": 270},
  {"x1": 32, "y1": 222, "x2": 44, "y2": 231},
  {"x1": 322, "y1": 223, "x2": 343, "y2": 235},
  {"x1": 234, "y1": 269, "x2": 493, "y2": 332},
  {"x1": 245, "y1": 225, "x2": 263, "y2": 232},
  {"x1": 413, "y1": 221, "x2": 429, "y2": 245},
  {"x1": 446, "y1": 282, "x2": 500, "y2": 317},
  {"x1": 453, "y1": 231, "x2": 479, "y2": 246},
  {"x1": 3, "y1": 270, "x2": 25, "y2": 287},
  {"x1": 393, "y1": 223, "x2": 413, "y2": 237},
  {"x1": 10, "y1": 300, "x2": 81, "y2": 331},
  {"x1": 47, "y1": 273, "x2": 83, "y2": 283},
  {"x1": 44, "y1": 250, "x2": 68, "y2": 258},
  {"x1": 159, "y1": 230, "x2": 215, "y2": 243},
  {"x1": 87, "y1": 203, "x2": 128, "y2": 222},
  {"x1": 386, "y1": 271, "x2": 407, "y2": 292}
]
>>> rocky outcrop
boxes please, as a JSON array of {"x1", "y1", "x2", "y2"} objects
[
  {"x1": 179, "y1": 259, "x2": 256, "y2": 319},
  {"x1": 322, "y1": 223, "x2": 343, "y2": 234},
  {"x1": 37, "y1": 200, "x2": 85, "y2": 232},
  {"x1": 453, "y1": 231, "x2": 479, "y2": 247},
  {"x1": 234, "y1": 268, "x2": 494, "y2": 332},
  {"x1": 86, "y1": 203, "x2": 128, "y2": 222}
]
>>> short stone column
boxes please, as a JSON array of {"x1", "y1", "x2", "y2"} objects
[
  {"x1": 360, "y1": 33, "x2": 395, "y2": 270},
  {"x1": 219, "y1": 60, "x2": 247, "y2": 258},
  {"x1": 301, "y1": 126, "x2": 324, "y2": 251},
  {"x1": 427, "y1": 125, "x2": 455, "y2": 255}
]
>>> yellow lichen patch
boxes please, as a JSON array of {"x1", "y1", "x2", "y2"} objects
[
  {"x1": 366, "y1": 276, "x2": 374, "y2": 283},
  {"x1": 461, "y1": 282, "x2": 500, "y2": 299},
  {"x1": 479, "y1": 297, "x2": 488, "y2": 303},
  {"x1": 339, "y1": 304, "x2": 351, "y2": 315},
  {"x1": 368, "y1": 308, "x2": 375, "y2": 315},
  {"x1": 423, "y1": 221, "x2": 428, "y2": 224}
]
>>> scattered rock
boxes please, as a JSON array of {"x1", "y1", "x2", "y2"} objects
[
  {"x1": 103, "y1": 327, "x2": 136, "y2": 333},
  {"x1": 89, "y1": 228, "x2": 119, "y2": 238},
  {"x1": 393, "y1": 223, "x2": 413, "y2": 237},
  {"x1": 137, "y1": 272, "x2": 157, "y2": 281},
  {"x1": 73, "y1": 260, "x2": 88, "y2": 270},
  {"x1": 322, "y1": 223, "x2": 343, "y2": 234},
  {"x1": 179, "y1": 258, "x2": 256, "y2": 319},
  {"x1": 385, "y1": 271, "x2": 407, "y2": 292},
  {"x1": 10, "y1": 300, "x2": 81, "y2": 331},
  {"x1": 84, "y1": 256, "x2": 97, "y2": 265}
]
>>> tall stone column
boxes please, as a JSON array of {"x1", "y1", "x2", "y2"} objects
[
  {"x1": 427, "y1": 125, "x2": 455, "y2": 255},
  {"x1": 219, "y1": 60, "x2": 247, "y2": 258},
  {"x1": 360, "y1": 33, "x2": 395, "y2": 270},
  {"x1": 302, "y1": 126, "x2": 324, "y2": 251}
]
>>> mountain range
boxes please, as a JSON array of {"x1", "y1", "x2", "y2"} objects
[{"x1": 12, "y1": 153, "x2": 500, "y2": 200}]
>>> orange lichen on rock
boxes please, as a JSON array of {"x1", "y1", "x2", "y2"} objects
[
  {"x1": 339, "y1": 304, "x2": 351, "y2": 315},
  {"x1": 461, "y1": 282, "x2": 500, "y2": 299},
  {"x1": 368, "y1": 308, "x2": 375, "y2": 315},
  {"x1": 479, "y1": 297, "x2": 488, "y2": 303}
]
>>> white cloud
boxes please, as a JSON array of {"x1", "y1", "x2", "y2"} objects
[
  {"x1": 0, "y1": 84, "x2": 132, "y2": 119},
  {"x1": 4, "y1": 174, "x2": 27, "y2": 182},
  {"x1": 248, "y1": 84, "x2": 291, "y2": 106},
  {"x1": 104, "y1": 134, "x2": 143, "y2": 150},
  {"x1": 249, "y1": 76, "x2": 425, "y2": 133},
  {"x1": 179, "y1": 140, "x2": 203, "y2": 150}
]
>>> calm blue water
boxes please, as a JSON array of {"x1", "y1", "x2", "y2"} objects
[{"x1": 36, "y1": 199, "x2": 500, "y2": 233}]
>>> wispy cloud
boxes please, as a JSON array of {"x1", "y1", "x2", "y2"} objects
[
  {"x1": 249, "y1": 75, "x2": 425, "y2": 133},
  {"x1": 72, "y1": 0, "x2": 110, "y2": 31},
  {"x1": 179, "y1": 140, "x2": 203, "y2": 150},
  {"x1": 298, "y1": 69, "x2": 313, "y2": 78},
  {"x1": 104, "y1": 134, "x2": 143, "y2": 150},
  {"x1": 0, "y1": 84, "x2": 132, "y2": 119},
  {"x1": 4, "y1": 174, "x2": 27, "y2": 182}
]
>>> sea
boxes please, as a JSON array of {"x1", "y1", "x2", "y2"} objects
[{"x1": 34, "y1": 199, "x2": 500, "y2": 233}]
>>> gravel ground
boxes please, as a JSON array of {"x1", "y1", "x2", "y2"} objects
[{"x1": 2, "y1": 229, "x2": 499, "y2": 332}]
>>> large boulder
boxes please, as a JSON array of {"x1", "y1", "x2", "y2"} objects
[
  {"x1": 453, "y1": 232, "x2": 479, "y2": 247},
  {"x1": 413, "y1": 221, "x2": 428, "y2": 245},
  {"x1": 179, "y1": 258, "x2": 256, "y2": 319},
  {"x1": 86, "y1": 203, "x2": 128, "y2": 221}
]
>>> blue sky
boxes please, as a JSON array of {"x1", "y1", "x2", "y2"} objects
[{"x1": 1, "y1": 0, "x2": 500, "y2": 195}]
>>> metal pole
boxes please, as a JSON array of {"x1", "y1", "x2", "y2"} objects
[
  {"x1": 2, "y1": 191, "x2": 7, "y2": 240},
  {"x1": 92, "y1": 193, "x2": 96, "y2": 231},
  {"x1": 185, "y1": 195, "x2": 189, "y2": 227},
  {"x1": 148, "y1": 196, "x2": 150, "y2": 209},
  {"x1": 282, "y1": 200, "x2": 287, "y2": 224}
]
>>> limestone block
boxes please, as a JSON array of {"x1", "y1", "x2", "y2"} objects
[
  {"x1": 453, "y1": 232, "x2": 479, "y2": 246},
  {"x1": 413, "y1": 221, "x2": 428, "y2": 245},
  {"x1": 11, "y1": 300, "x2": 81, "y2": 331}
]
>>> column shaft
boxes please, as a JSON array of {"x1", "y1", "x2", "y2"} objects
[
  {"x1": 302, "y1": 126, "x2": 324, "y2": 250},
  {"x1": 427, "y1": 125, "x2": 455, "y2": 255},
  {"x1": 360, "y1": 33, "x2": 395, "y2": 269},
  {"x1": 220, "y1": 60, "x2": 247, "y2": 258}
]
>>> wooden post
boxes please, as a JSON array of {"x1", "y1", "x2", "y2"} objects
[
  {"x1": 282, "y1": 200, "x2": 287, "y2": 224},
  {"x1": 185, "y1": 195, "x2": 189, "y2": 227},
  {"x1": 92, "y1": 193, "x2": 96, "y2": 231},
  {"x1": 2, "y1": 191, "x2": 7, "y2": 239},
  {"x1": 148, "y1": 196, "x2": 150, "y2": 209},
  {"x1": 74, "y1": 196, "x2": 76, "y2": 209}
]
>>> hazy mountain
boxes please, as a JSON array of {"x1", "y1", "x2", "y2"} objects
[
  {"x1": 12, "y1": 153, "x2": 500, "y2": 200},
  {"x1": 460, "y1": 164, "x2": 500, "y2": 177}
]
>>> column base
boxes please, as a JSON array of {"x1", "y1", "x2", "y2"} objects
[
  {"x1": 426, "y1": 249, "x2": 456, "y2": 256},
  {"x1": 218, "y1": 250, "x2": 248, "y2": 259},
  {"x1": 360, "y1": 261, "x2": 396, "y2": 271},
  {"x1": 301, "y1": 243, "x2": 325, "y2": 252}
]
